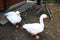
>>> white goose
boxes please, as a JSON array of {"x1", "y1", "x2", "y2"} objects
[
  {"x1": 23, "y1": 14, "x2": 49, "y2": 39},
  {"x1": 4, "y1": 11, "x2": 22, "y2": 28}
]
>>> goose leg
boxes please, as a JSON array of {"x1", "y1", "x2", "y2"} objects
[
  {"x1": 31, "y1": 34, "x2": 40, "y2": 40},
  {"x1": 16, "y1": 25, "x2": 19, "y2": 28},
  {"x1": 13, "y1": 24, "x2": 19, "y2": 28},
  {"x1": 35, "y1": 35, "x2": 40, "y2": 40}
]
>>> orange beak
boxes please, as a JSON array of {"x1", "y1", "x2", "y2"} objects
[
  {"x1": 45, "y1": 15, "x2": 49, "y2": 19},
  {"x1": 18, "y1": 12, "x2": 21, "y2": 16}
]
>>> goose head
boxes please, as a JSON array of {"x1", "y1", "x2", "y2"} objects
[
  {"x1": 40, "y1": 14, "x2": 49, "y2": 24},
  {"x1": 40, "y1": 14, "x2": 49, "y2": 19},
  {"x1": 16, "y1": 11, "x2": 21, "y2": 16}
]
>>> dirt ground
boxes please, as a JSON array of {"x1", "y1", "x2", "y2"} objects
[{"x1": 0, "y1": 3, "x2": 60, "y2": 40}]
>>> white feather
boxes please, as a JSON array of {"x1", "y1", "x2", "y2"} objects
[
  {"x1": 4, "y1": 11, "x2": 22, "y2": 24},
  {"x1": 23, "y1": 14, "x2": 48, "y2": 35}
]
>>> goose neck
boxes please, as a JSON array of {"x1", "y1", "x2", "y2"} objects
[{"x1": 39, "y1": 17, "x2": 44, "y2": 25}]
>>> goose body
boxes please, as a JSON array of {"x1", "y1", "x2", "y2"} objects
[
  {"x1": 23, "y1": 23, "x2": 44, "y2": 34},
  {"x1": 23, "y1": 14, "x2": 49, "y2": 39},
  {"x1": 4, "y1": 11, "x2": 22, "y2": 24}
]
